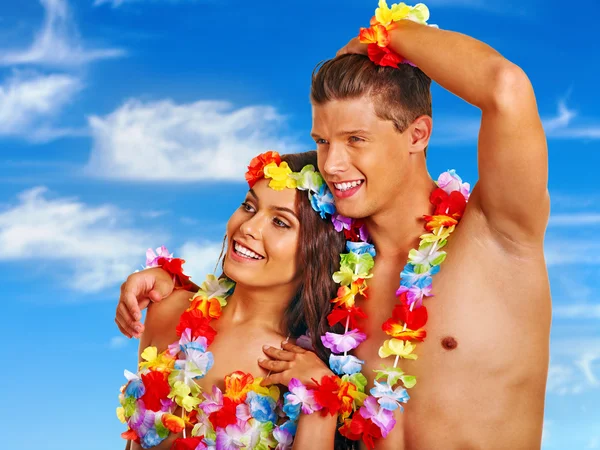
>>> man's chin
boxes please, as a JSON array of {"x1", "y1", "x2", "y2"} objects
[{"x1": 335, "y1": 201, "x2": 369, "y2": 220}]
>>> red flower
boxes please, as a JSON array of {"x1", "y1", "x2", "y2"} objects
[
  {"x1": 245, "y1": 151, "x2": 281, "y2": 188},
  {"x1": 140, "y1": 371, "x2": 171, "y2": 412},
  {"x1": 327, "y1": 307, "x2": 367, "y2": 330},
  {"x1": 392, "y1": 294, "x2": 428, "y2": 330},
  {"x1": 157, "y1": 257, "x2": 192, "y2": 290},
  {"x1": 208, "y1": 397, "x2": 238, "y2": 429},
  {"x1": 382, "y1": 318, "x2": 427, "y2": 341},
  {"x1": 171, "y1": 437, "x2": 207, "y2": 450},
  {"x1": 339, "y1": 414, "x2": 383, "y2": 449},
  {"x1": 313, "y1": 375, "x2": 341, "y2": 416},
  {"x1": 429, "y1": 188, "x2": 466, "y2": 219},
  {"x1": 367, "y1": 44, "x2": 403, "y2": 68},
  {"x1": 343, "y1": 219, "x2": 367, "y2": 242},
  {"x1": 176, "y1": 309, "x2": 217, "y2": 344},
  {"x1": 120, "y1": 429, "x2": 139, "y2": 442}
]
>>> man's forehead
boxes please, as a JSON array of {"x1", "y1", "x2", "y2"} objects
[{"x1": 311, "y1": 98, "x2": 378, "y2": 133}]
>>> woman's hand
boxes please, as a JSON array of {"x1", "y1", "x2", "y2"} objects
[
  {"x1": 336, "y1": 36, "x2": 368, "y2": 57},
  {"x1": 258, "y1": 341, "x2": 333, "y2": 387}
]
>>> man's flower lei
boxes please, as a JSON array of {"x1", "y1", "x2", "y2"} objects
[{"x1": 358, "y1": 1, "x2": 434, "y2": 68}]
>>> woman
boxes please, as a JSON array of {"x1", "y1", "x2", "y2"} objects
[{"x1": 118, "y1": 151, "x2": 349, "y2": 450}]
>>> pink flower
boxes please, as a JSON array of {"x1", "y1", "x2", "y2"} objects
[
  {"x1": 359, "y1": 396, "x2": 396, "y2": 438},
  {"x1": 199, "y1": 385, "x2": 223, "y2": 415},
  {"x1": 321, "y1": 329, "x2": 367, "y2": 354},
  {"x1": 286, "y1": 378, "x2": 322, "y2": 414},
  {"x1": 437, "y1": 170, "x2": 470, "y2": 200},
  {"x1": 146, "y1": 246, "x2": 173, "y2": 267}
]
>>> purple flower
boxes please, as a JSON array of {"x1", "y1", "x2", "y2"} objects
[
  {"x1": 332, "y1": 213, "x2": 352, "y2": 232},
  {"x1": 216, "y1": 422, "x2": 247, "y2": 450},
  {"x1": 321, "y1": 329, "x2": 367, "y2": 354},
  {"x1": 359, "y1": 396, "x2": 396, "y2": 438},
  {"x1": 395, "y1": 284, "x2": 433, "y2": 308},
  {"x1": 199, "y1": 385, "x2": 223, "y2": 414},
  {"x1": 437, "y1": 170, "x2": 470, "y2": 199}
]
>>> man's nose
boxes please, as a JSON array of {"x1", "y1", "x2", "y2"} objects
[{"x1": 322, "y1": 142, "x2": 349, "y2": 176}]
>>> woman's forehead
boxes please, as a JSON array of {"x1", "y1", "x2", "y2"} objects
[{"x1": 248, "y1": 180, "x2": 298, "y2": 211}]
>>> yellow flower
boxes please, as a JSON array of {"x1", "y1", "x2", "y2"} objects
[
  {"x1": 263, "y1": 162, "x2": 298, "y2": 191},
  {"x1": 374, "y1": 1, "x2": 430, "y2": 27},
  {"x1": 116, "y1": 407, "x2": 126, "y2": 424},
  {"x1": 139, "y1": 346, "x2": 175, "y2": 372},
  {"x1": 249, "y1": 377, "x2": 281, "y2": 401},
  {"x1": 378, "y1": 339, "x2": 418, "y2": 360},
  {"x1": 420, "y1": 225, "x2": 455, "y2": 243}
]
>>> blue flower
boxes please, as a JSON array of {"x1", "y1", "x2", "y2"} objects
[
  {"x1": 329, "y1": 354, "x2": 365, "y2": 375},
  {"x1": 125, "y1": 378, "x2": 145, "y2": 399},
  {"x1": 140, "y1": 428, "x2": 164, "y2": 448},
  {"x1": 282, "y1": 393, "x2": 301, "y2": 421},
  {"x1": 280, "y1": 419, "x2": 298, "y2": 435},
  {"x1": 400, "y1": 263, "x2": 439, "y2": 288},
  {"x1": 346, "y1": 241, "x2": 376, "y2": 257},
  {"x1": 246, "y1": 391, "x2": 277, "y2": 423},
  {"x1": 310, "y1": 185, "x2": 336, "y2": 219},
  {"x1": 370, "y1": 380, "x2": 410, "y2": 411}
]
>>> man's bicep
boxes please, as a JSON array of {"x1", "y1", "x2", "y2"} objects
[{"x1": 475, "y1": 66, "x2": 549, "y2": 244}]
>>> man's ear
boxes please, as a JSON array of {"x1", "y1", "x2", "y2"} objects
[{"x1": 408, "y1": 115, "x2": 433, "y2": 154}]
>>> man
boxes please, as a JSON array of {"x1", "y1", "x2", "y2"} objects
[{"x1": 116, "y1": 17, "x2": 550, "y2": 450}]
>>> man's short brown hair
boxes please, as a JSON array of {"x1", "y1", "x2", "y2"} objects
[{"x1": 311, "y1": 54, "x2": 432, "y2": 134}]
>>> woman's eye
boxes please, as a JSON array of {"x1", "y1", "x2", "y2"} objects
[
  {"x1": 241, "y1": 202, "x2": 255, "y2": 212},
  {"x1": 273, "y1": 217, "x2": 289, "y2": 228}
]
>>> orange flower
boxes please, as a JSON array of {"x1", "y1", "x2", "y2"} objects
[
  {"x1": 245, "y1": 151, "x2": 281, "y2": 188},
  {"x1": 358, "y1": 24, "x2": 390, "y2": 47},
  {"x1": 382, "y1": 319, "x2": 426, "y2": 342},
  {"x1": 423, "y1": 214, "x2": 458, "y2": 232},
  {"x1": 331, "y1": 279, "x2": 368, "y2": 309},
  {"x1": 189, "y1": 297, "x2": 222, "y2": 319},
  {"x1": 224, "y1": 371, "x2": 254, "y2": 403}
]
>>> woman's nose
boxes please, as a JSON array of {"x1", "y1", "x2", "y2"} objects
[{"x1": 240, "y1": 214, "x2": 264, "y2": 240}]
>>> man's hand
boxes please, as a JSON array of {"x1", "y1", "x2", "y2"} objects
[
  {"x1": 336, "y1": 36, "x2": 368, "y2": 57},
  {"x1": 115, "y1": 267, "x2": 175, "y2": 338}
]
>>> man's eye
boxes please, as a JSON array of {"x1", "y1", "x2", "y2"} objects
[
  {"x1": 349, "y1": 136, "x2": 363, "y2": 143},
  {"x1": 315, "y1": 138, "x2": 329, "y2": 145}
]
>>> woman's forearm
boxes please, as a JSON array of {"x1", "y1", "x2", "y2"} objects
[{"x1": 293, "y1": 413, "x2": 338, "y2": 450}]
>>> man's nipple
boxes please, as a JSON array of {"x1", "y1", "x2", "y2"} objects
[{"x1": 441, "y1": 336, "x2": 458, "y2": 350}]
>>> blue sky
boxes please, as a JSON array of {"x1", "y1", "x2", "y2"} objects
[{"x1": 0, "y1": 0, "x2": 598, "y2": 448}]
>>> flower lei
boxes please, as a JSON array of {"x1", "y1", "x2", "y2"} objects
[
  {"x1": 358, "y1": 1, "x2": 435, "y2": 68},
  {"x1": 250, "y1": 150, "x2": 470, "y2": 448},
  {"x1": 117, "y1": 271, "x2": 300, "y2": 449}
]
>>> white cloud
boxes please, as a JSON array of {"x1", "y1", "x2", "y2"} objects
[
  {"x1": 549, "y1": 214, "x2": 600, "y2": 227},
  {"x1": 109, "y1": 335, "x2": 129, "y2": 349},
  {"x1": 85, "y1": 99, "x2": 299, "y2": 182},
  {"x1": 553, "y1": 304, "x2": 600, "y2": 320},
  {"x1": 547, "y1": 338, "x2": 600, "y2": 395},
  {"x1": 94, "y1": 0, "x2": 196, "y2": 6},
  {"x1": 543, "y1": 100, "x2": 576, "y2": 132},
  {"x1": 0, "y1": 70, "x2": 82, "y2": 139},
  {"x1": 0, "y1": 187, "x2": 161, "y2": 293},
  {"x1": 545, "y1": 240, "x2": 600, "y2": 266},
  {"x1": 0, "y1": 0, "x2": 124, "y2": 67},
  {"x1": 178, "y1": 240, "x2": 224, "y2": 283}
]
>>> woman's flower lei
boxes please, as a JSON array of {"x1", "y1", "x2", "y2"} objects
[
  {"x1": 358, "y1": 1, "x2": 434, "y2": 68},
  {"x1": 117, "y1": 270, "x2": 299, "y2": 449},
  {"x1": 146, "y1": 246, "x2": 193, "y2": 290}
]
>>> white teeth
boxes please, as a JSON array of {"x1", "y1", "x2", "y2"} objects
[
  {"x1": 334, "y1": 180, "x2": 363, "y2": 192},
  {"x1": 234, "y1": 242, "x2": 263, "y2": 260}
]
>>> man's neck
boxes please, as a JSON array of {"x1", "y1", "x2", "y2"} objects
[{"x1": 366, "y1": 169, "x2": 436, "y2": 260}]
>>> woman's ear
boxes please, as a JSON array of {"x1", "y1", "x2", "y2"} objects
[{"x1": 408, "y1": 115, "x2": 432, "y2": 154}]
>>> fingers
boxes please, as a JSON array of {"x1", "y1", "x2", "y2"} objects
[
  {"x1": 116, "y1": 301, "x2": 144, "y2": 338},
  {"x1": 257, "y1": 358, "x2": 290, "y2": 373},
  {"x1": 120, "y1": 285, "x2": 142, "y2": 322},
  {"x1": 260, "y1": 373, "x2": 284, "y2": 387},
  {"x1": 262, "y1": 345, "x2": 296, "y2": 361},
  {"x1": 281, "y1": 341, "x2": 307, "y2": 354}
]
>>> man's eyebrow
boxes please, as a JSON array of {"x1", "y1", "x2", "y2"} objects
[{"x1": 338, "y1": 129, "x2": 371, "y2": 137}]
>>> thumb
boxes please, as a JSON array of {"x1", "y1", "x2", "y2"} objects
[{"x1": 148, "y1": 276, "x2": 174, "y2": 302}]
